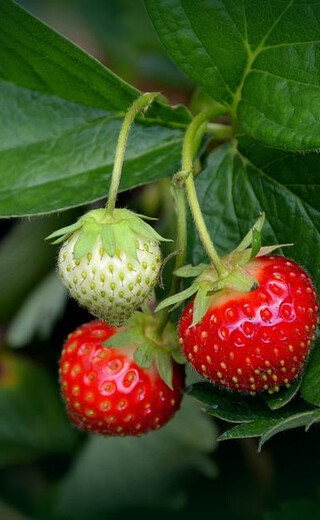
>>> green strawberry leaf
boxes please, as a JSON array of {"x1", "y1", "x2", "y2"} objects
[
  {"x1": 218, "y1": 419, "x2": 281, "y2": 442},
  {"x1": 218, "y1": 409, "x2": 320, "y2": 447},
  {"x1": 264, "y1": 377, "x2": 302, "y2": 411},
  {"x1": 0, "y1": 0, "x2": 190, "y2": 217},
  {"x1": 186, "y1": 382, "x2": 282, "y2": 423},
  {"x1": 187, "y1": 382, "x2": 320, "y2": 446},
  {"x1": 301, "y1": 338, "x2": 320, "y2": 406},
  {"x1": 187, "y1": 140, "x2": 320, "y2": 301},
  {"x1": 257, "y1": 409, "x2": 320, "y2": 451},
  {"x1": 6, "y1": 271, "x2": 67, "y2": 348},
  {"x1": 146, "y1": 0, "x2": 320, "y2": 151}
]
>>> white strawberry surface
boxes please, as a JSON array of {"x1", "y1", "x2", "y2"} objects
[{"x1": 58, "y1": 231, "x2": 161, "y2": 325}]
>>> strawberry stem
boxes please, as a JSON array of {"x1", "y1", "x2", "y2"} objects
[
  {"x1": 155, "y1": 186, "x2": 187, "y2": 337},
  {"x1": 106, "y1": 92, "x2": 158, "y2": 215},
  {"x1": 183, "y1": 108, "x2": 229, "y2": 277}
]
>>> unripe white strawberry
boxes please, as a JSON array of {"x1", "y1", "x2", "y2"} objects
[{"x1": 47, "y1": 208, "x2": 167, "y2": 326}]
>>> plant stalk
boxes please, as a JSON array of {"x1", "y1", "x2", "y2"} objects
[
  {"x1": 183, "y1": 108, "x2": 229, "y2": 277},
  {"x1": 155, "y1": 186, "x2": 187, "y2": 337},
  {"x1": 106, "y1": 92, "x2": 158, "y2": 215}
]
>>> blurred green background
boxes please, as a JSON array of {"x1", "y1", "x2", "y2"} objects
[{"x1": 1, "y1": 1, "x2": 320, "y2": 519}]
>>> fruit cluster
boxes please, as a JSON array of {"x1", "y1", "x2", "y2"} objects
[{"x1": 49, "y1": 94, "x2": 318, "y2": 438}]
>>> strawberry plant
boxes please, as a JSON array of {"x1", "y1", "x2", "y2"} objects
[{"x1": 2, "y1": 0, "x2": 320, "y2": 518}]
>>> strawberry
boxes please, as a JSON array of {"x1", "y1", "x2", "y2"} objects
[
  {"x1": 179, "y1": 255, "x2": 318, "y2": 394},
  {"x1": 59, "y1": 319, "x2": 185, "y2": 436},
  {"x1": 47, "y1": 208, "x2": 167, "y2": 326}
]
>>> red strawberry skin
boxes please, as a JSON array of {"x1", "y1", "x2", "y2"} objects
[
  {"x1": 179, "y1": 256, "x2": 318, "y2": 394},
  {"x1": 59, "y1": 321, "x2": 184, "y2": 436}
]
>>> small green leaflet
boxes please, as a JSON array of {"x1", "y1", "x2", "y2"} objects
[
  {"x1": 235, "y1": 213, "x2": 265, "y2": 252},
  {"x1": 250, "y1": 227, "x2": 262, "y2": 259},
  {"x1": 103, "y1": 328, "x2": 144, "y2": 348},
  {"x1": 155, "y1": 284, "x2": 199, "y2": 312},
  {"x1": 46, "y1": 220, "x2": 83, "y2": 244},
  {"x1": 115, "y1": 222, "x2": 140, "y2": 261},
  {"x1": 258, "y1": 409, "x2": 320, "y2": 451},
  {"x1": 134, "y1": 342, "x2": 157, "y2": 368},
  {"x1": 192, "y1": 283, "x2": 211, "y2": 327},
  {"x1": 207, "y1": 268, "x2": 257, "y2": 295},
  {"x1": 174, "y1": 263, "x2": 209, "y2": 278},
  {"x1": 156, "y1": 351, "x2": 174, "y2": 390},
  {"x1": 171, "y1": 347, "x2": 186, "y2": 364},
  {"x1": 101, "y1": 225, "x2": 116, "y2": 257},
  {"x1": 265, "y1": 377, "x2": 302, "y2": 411},
  {"x1": 47, "y1": 207, "x2": 168, "y2": 261},
  {"x1": 73, "y1": 227, "x2": 99, "y2": 260}
]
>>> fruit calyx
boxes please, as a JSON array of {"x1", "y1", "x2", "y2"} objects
[
  {"x1": 103, "y1": 312, "x2": 185, "y2": 389},
  {"x1": 46, "y1": 208, "x2": 170, "y2": 261},
  {"x1": 157, "y1": 213, "x2": 293, "y2": 326}
]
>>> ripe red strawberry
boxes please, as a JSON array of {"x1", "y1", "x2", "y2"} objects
[
  {"x1": 179, "y1": 256, "x2": 318, "y2": 394},
  {"x1": 59, "y1": 320, "x2": 185, "y2": 436}
]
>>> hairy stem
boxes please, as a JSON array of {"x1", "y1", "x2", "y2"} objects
[
  {"x1": 155, "y1": 187, "x2": 187, "y2": 337},
  {"x1": 183, "y1": 108, "x2": 229, "y2": 276},
  {"x1": 106, "y1": 92, "x2": 158, "y2": 215}
]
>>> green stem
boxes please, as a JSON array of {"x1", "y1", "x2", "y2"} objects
[
  {"x1": 155, "y1": 187, "x2": 187, "y2": 337},
  {"x1": 183, "y1": 108, "x2": 229, "y2": 277},
  {"x1": 106, "y1": 92, "x2": 158, "y2": 215},
  {"x1": 206, "y1": 122, "x2": 232, "y2": 140}
]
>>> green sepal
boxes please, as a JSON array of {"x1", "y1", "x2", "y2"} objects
[
  {"x1": 133, "y1": 342, "x2": 157, "y2": 369},
  {"x1": 155, "y1": 284, "x2": 199, "y2": 312},
  {"x1": 134, "y1": 213, "x2": 158, "y2": 221},
  {"x1": 156, "y1": 351, "x2": 173, "y2": 390},
  {"x1": 128, "y1": 217, "x2": 171, "y2": 244},
  {"x1": 250, "y1": 227, "x2": 262, "y2": 259},
  {"x1": 192, "y1": 283, "x2": 212, "y2": 326},
  {"x1": 171, "y1": 347, "x2": 186, "y2": 364},
  {"x1": 174, "y1": 263, "x2": 209, "y2": 278},
  {"x1": 208, "y1": 268, "x2": 257, "y2": 295},
  {"x1": 103, "y1": 328, "x2": 144, "y2": 348},
  {"x1": 45, "y1": 220, "x2": 83, "y2": 244},
  {"x1": 235, "y1": 212, "x2": 265, "y2": 252},
  {"x1": 226, "y1": 243, "x2": 293, "y2": 269},
  {"x1": 46, "y1": 207, "x2": 170, "y2": 261},
  {"x1": 257, "y1": 244, "x2": 293, "y2": 256},
  {"x1": 103, "y1": 312, "x2": 184, "y2": 389},
  {"x1": 101, "y1": 225, "x2": 116, "y2": 257},
  {"x1": 115, "y1": 222, "x2": 139, "y2": 261},
  {"x1": 73, "y1": 225, "x2": 99, "y2": 260}
]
